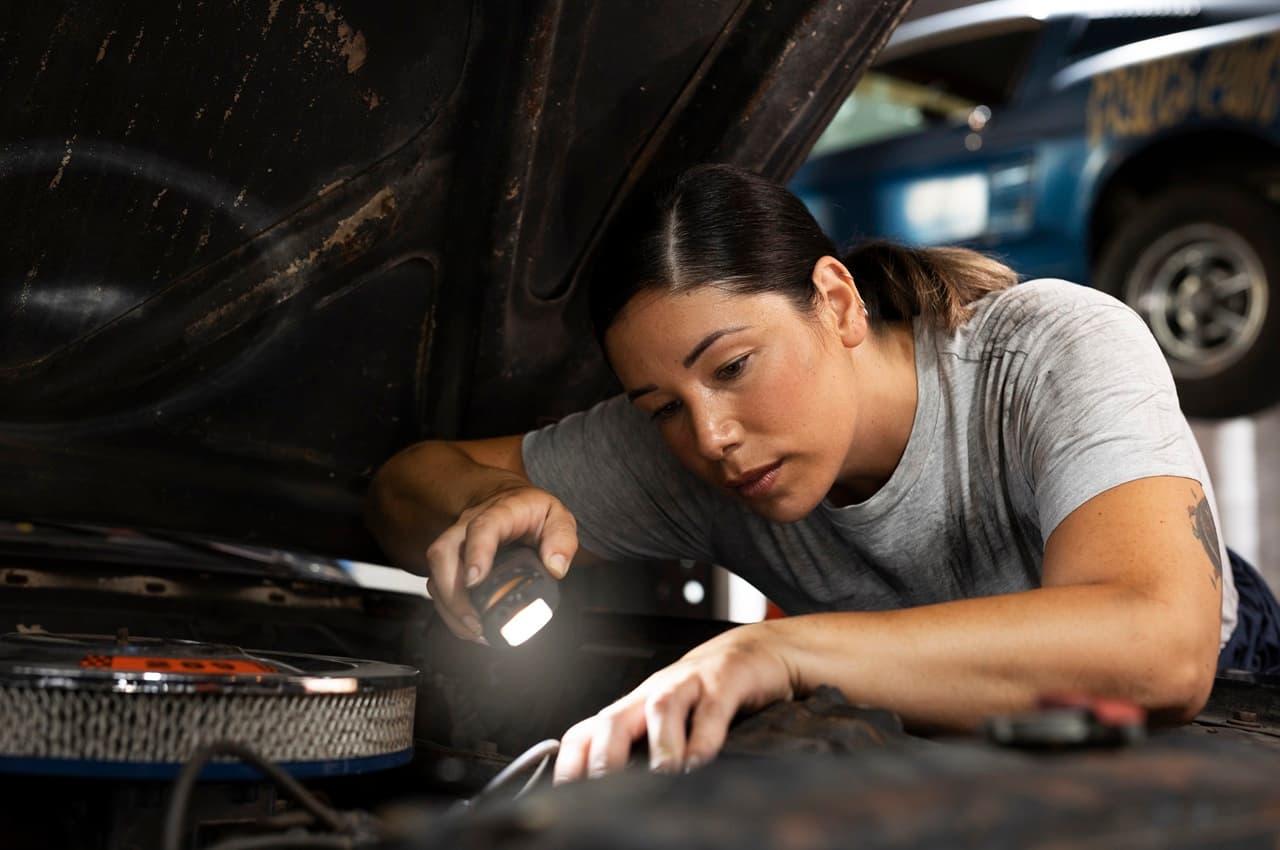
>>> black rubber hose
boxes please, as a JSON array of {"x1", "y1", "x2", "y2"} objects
[{"x1": 162, "y1": 740, "x2": 351, "y2": 850}]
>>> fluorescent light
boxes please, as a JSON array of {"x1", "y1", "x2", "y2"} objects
[
  {"x1": 903, "y1": 174, "x2": 989, "y2": 243},
  {"x1": 500, "y1": 598, "x2": 554, "y2": 647}
]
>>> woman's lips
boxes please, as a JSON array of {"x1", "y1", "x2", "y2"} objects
[{"x1": 732, "y1": 461, "x2": 783, "y2": 498}]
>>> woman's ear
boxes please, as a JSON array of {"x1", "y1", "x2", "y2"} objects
[{"x1": 811, "y1": 256, "x2": 867, "y2": 348}]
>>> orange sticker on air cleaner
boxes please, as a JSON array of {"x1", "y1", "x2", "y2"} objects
[{"x1": 79, "y1": 655, "x2": 276, "y2": 674}]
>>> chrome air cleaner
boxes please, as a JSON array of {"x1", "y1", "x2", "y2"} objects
[{"x1": 0, "y1": 631, "x2": 417, "y2": 778}]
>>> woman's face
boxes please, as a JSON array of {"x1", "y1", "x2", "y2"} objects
[{"x1": 604, "y1": 275, "x2": 866, "y2": 522}]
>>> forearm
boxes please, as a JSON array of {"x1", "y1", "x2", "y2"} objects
[
  {"x1": 365, "y1": 441, "x2": 529, "y2": 572},
  {"x1": 760, "y1": 584, "x2": 1217, "y2": 731}
]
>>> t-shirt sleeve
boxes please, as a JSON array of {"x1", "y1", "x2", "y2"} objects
[
  {"x1": 520, "y1": 394, "x2": 718, "y2": 562},
  {"x1": 1016, "y1": 299, "x2": 1207, "y2": 540}
]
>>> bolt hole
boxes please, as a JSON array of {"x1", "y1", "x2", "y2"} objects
[
  {"x1": 268, "y1": 591, "x2": 287, "y2": 604},
  {"x1": 5, "y1": 573, "x2": 28, "y2": 585},
  {"x1": 145, "y1": 582, "x2": 166, "y2": 594}
]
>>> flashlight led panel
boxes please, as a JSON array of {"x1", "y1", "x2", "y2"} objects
[{"x1": 499, "y1": 598, "x2": 554, "y2": 647}]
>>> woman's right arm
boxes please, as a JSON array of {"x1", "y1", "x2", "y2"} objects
[{"x1": 364, "y1": 435, "x2": 582, "y2": 641}]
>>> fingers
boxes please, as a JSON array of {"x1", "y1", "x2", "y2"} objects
[
  {"x1": 587, "y1": 705, "x2": 644, "y2": 779},
  {"x1": 553, "y1": 719, "x2": 591, "y2": 785},
  {"x1": 426, "y1": 577, "x2": 485, "y2": 643},
  {"x1": 424, "y1": 488, "x2": 580, "y2": 644},
  {"x1": 550, "y1": 628, "x2": 788, "y2": 786},
  {"x1": 554, "y1": 700, "x2": 646, "y2": 785},
  {"x1": 425, "y1": 527, "x2": 483, "y2": 641},
  {"x1": 538, "y1": 502, "x2": 578, "y2": 579},
  {"x1": 685, "y1": 689, "x2": 736, "y2": 771},
  {"x1": 460, "y1": 506, "x2": 512, "y2": 590},
  {"x1": 553, "y1": 673, "x2": 733, "y2": 784},
  {"x1": 644, "y1": 676, "x2": 701, "y2": 773}
]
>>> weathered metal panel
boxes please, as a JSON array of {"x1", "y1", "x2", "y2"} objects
[{"x1": 0, "y1": 0, "x2": 911, "y2": 557}]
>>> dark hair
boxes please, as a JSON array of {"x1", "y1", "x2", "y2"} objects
[{"x1": 590, "y1": 164, "x2": 1017, "y2": 342}]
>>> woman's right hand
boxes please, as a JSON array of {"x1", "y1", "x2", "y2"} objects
[{"x1": 425, "y1": 477, "x2": 578, "y2": 642}]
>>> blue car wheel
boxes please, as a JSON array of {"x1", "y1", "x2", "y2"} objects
[{"x1": 1095, "y1": 182, "x2": 1280, "y2": 419}]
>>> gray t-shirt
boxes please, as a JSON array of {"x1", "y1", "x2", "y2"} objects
[{"x1": 523, "y1": 280, "x2": 1238, "y2": 646}]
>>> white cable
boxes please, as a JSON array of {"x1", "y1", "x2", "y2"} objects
[{"x1": 468, "y1": 739, "x2": 561, "y2": 807}]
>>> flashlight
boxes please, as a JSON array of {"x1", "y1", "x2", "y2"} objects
[{"x1": 468, "y1": 546, "x2": 561, "y2": 648}]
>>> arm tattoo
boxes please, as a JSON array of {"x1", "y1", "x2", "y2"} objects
[{"x1": 1188, "y1": 491, "x2": 1223, "y2": 589}]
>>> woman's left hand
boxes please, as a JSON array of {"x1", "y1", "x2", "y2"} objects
[{"x1": 552, "y1": 623, "x2": 796, "y2": 783}]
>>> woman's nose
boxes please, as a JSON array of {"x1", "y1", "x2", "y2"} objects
[{"x1": 690, "y1": 401, "x2": 742, "y2": 460}]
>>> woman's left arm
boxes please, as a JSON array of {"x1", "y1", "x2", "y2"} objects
[{"x1": 554, "y1": 475, "x2": 1222, "y2": 783}]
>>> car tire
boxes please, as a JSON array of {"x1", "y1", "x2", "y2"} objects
[{"x1": 1094, "y1": 182, "x2": 1280, "y2": 419}]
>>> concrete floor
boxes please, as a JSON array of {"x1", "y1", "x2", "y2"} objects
[{"x1": 1192, "y1": 404, "x2": 1280, "y2": 595}]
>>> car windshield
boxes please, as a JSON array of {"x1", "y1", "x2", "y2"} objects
[
  {"x1": 809, "y1": 71, "x2": 977, "y2": 156},
  {"x1": 809, "y1": 21, "x2": 1043, "y2": 158}
]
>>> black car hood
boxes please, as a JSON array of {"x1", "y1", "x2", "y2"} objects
[{"x1": 1, "y1": 0, "x2": 908, "y2": 560}]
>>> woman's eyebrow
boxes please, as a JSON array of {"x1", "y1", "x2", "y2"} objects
[
  {"x1": 626, "y1": 385, "x2": 657, "y2": 401},
  {"x1": 625, "y1": 326, "x2": 752, "y2": 400},
  {"x1": 682, "y1": 326, "x2": 750, "y2": 368}
]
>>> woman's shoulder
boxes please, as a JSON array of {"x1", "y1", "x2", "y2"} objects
[
  {"x1": 954, "y1": 278, "x2": 1144, "y2": 356},
  {"x1": 977, "y1": 277, "x2": 1132, "y2": 322}
]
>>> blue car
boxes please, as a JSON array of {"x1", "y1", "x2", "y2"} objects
[{"x1": 792, "y1": 0, "x2": 1280, "y2": 418}]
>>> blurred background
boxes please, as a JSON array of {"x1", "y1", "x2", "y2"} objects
[{"x1": 789, "y1": 0, "x2": 1280, "y2": 599}]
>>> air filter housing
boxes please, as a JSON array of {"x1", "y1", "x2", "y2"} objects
[{"x1": 0, "y1": 632, "x2": 418, "y2": 778}]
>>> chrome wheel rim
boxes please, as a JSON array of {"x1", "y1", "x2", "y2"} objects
[{"x1": 1124, "y1": 223, "x2": 1269, "y2": 380}]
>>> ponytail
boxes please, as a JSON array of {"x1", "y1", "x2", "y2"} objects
[{"x1": 842, "y1": 240, "x2": 1018, "y2": 331}]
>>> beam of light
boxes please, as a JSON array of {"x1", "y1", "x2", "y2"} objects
[{"x1": 500, "y1": 598, "x2": 554, "y2": 647}]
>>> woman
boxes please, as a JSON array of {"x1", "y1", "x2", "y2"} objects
[{"x1": 367, "y1": 164, "x2": 1276, "y2": 785}]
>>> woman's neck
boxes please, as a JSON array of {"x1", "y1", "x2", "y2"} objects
[{"x1": 829, "y1": 320, "x2": 918, "y2": 506}]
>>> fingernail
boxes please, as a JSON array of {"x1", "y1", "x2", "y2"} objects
[
  {"x1": 547, "y1": 553, "x2": 568, "y2": 578},
  {"x1": 683, "y1": 755, "x2": 705, "y2": 774},
  {"x1": 465, "y1": 566, "x2": 482, "y2": 587},
  {"x1": 463, "y1": 614, "x2": 482, "y2": 636}
]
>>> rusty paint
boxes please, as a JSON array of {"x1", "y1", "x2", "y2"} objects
[
  {"x1": 125, "y1": 100, "x2": 142, "y2": 136},
  {"x1": 338, "y1": 23, "x2": 367, "y2": 73},
  {"x1": 172, "y1": 207, "x2": 191, "y2": 241},
  {"x1": 185, "y1": 187, "x2": 398, "y2": 340},
  {"x1": 362, "y1": 89, "x2": 381, "y2": 110},
  {"x1": 95, "y1": 30, "x2": 117, "y2": 64},
  {"x1": 321, "y1": 186, "x2": 397, "y2": 252},
  {"x1": 126, "y1": 25, "x2": 145, "y2": 65},
  {"x1": 311, "y1": 2, "x2": 367, "y2": 74},
  {"x1": 46, "y1": 135, "x2": 76, "y2": 190},
  {"x1": 152, "y1": 188, "x2": 169, "y2": 209},
  {"x1": 17, "y1": 258, "x2": 42, "y2": 315},
  {"x1": 264, "y1": 0, "x2": 284, "y2": 33},
  {"x1": 34, "y1": 13, "x2": 70, "y2": 79}
]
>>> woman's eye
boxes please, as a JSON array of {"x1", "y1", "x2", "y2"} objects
[
  {"x1": 652, "y1": 400, "x2": 681, "y2": 421},
  {"x1": 715, "y1": 355, "x2": 750, "y2": 381}
]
